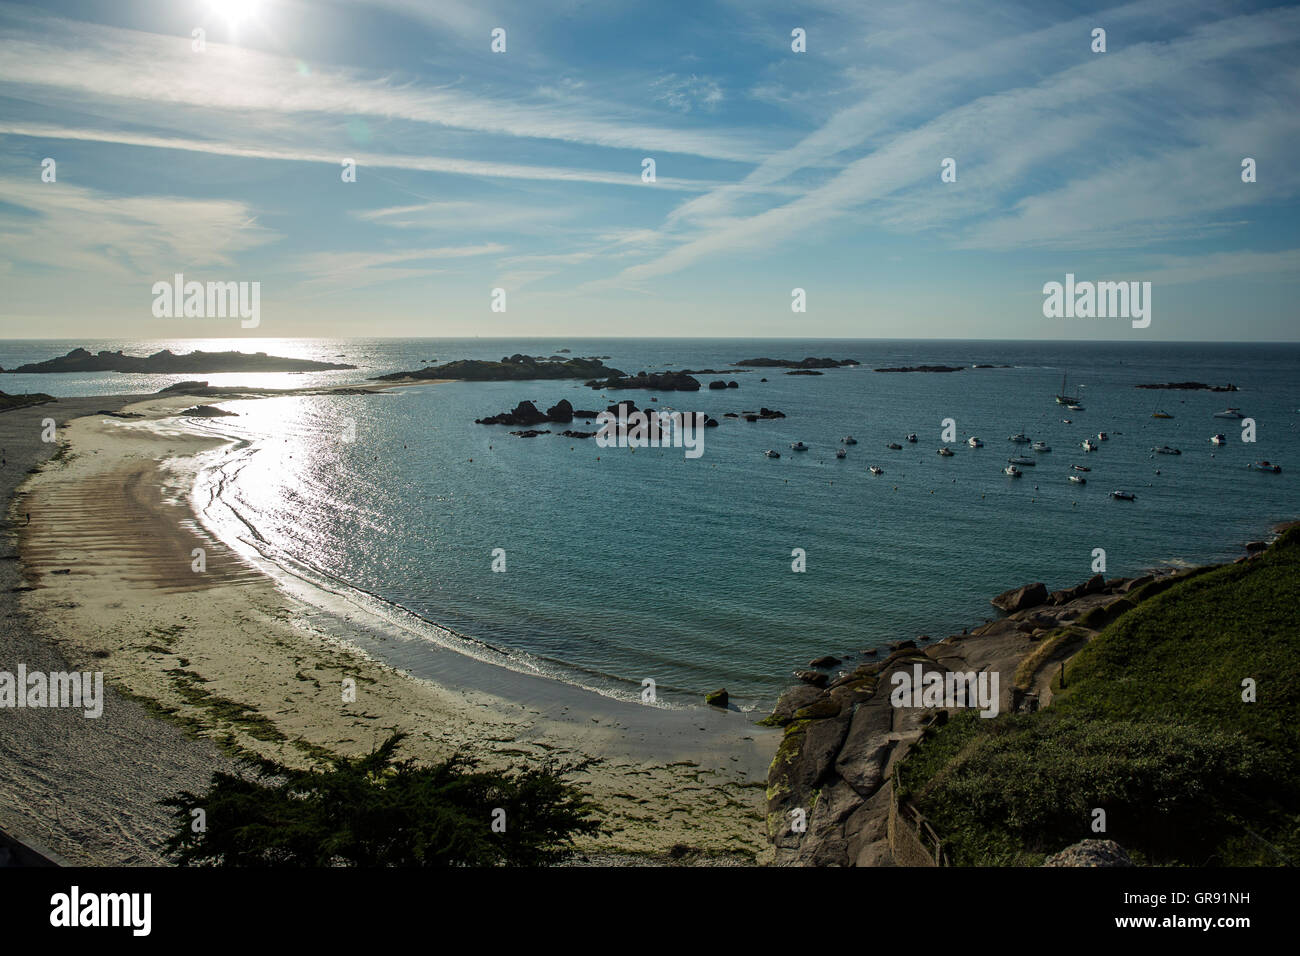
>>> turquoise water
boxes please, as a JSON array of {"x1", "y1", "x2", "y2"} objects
[{"x1": 4, "y1": 338, "x2": 1298, "y2": 709}]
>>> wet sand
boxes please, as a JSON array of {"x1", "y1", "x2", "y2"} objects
[{"x1": 6, "y1": 391, "x2": 777, "y2": 863}]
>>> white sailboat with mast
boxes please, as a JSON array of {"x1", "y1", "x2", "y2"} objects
[{"x1": 1055, "y1": 370, "x2": 1080, "y2": 405}]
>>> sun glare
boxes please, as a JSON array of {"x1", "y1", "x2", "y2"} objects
[{"x1": 209, "y1": 0, "x2": 260, "y2": 28}]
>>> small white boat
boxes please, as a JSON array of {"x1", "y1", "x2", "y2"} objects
[
  {"x1": 1071, "y1": 464, "x2": 1091, "y2": 472},
  {"x1": 1009, "y1": 433, "x2": 1031, "y2": 443},
  {"x1": 835, "y1": 448, "x2": 847, "y2": 459},
  {"x1": 869, "y1": 466, "x2": 884, "y2": 475},
  {"x1": 1061, "y1": 419, "x2": 1072, "y2": 424},
  {"x1": 1004, "y1": 465, "x2": 1022, "y2": 477},
  {"x1": 1097, "y1": 432, "x2": 1108, "y2": 441},
  {"x1": 1248, "y1": 461, "x2": 1282, "y2": 473},
  {"x1": 790, "y1": 441, "x2": 809, "y2": 452},
  {"x1": 1008, "y1": 456, "x2": 1036, "y2": 466},
  {"x1": 764, "y1": 449, "x2": 781, "y2": 459},
  {"x1": 1067, "y1": 404, "x2": 1084, "y2": 411},
  {"x1": 1152, "y1": 410, "x2": 1173, "y2": 419},
  {"x1": 1210, "y1": 434, "x2": 1227, "y2": 445},
  {"x1": 1032, "y1": 441, "x2": 1051, "y2": 452},
  {"x1": 1214, "y1": 408, "x2": 1245, "y2": 419},
  {"x1": 937, "y1": 447, "x2": 954, "y2": 457},
  {"x1": 841, "y1": 436, "x2": 858, "y2": 445},
  {"x1": 1153, "y1": 445, "x2": 1181, "y2": 455},
  {"x1": 1082, "y1": 439, "x2": 1098, "y2": 451},
  {"x1": 1068, "y1": 474, "x2": 1087, "y2": 485},
  {"x1": 1111, "y1": 490, "x2": 1136, "y2": 501},
  {"x1": 886, "y1": 442, "x2": 902, "y2": 450},
  {"x1": 967, "y1": 437, "x2": 983, "y2": 447},
  {"x1": 906, "y1": 434, "x2": 918, "y2": 443}
]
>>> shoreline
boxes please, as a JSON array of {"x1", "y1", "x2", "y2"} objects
[
  {"x1": 7, "y1": 389, "x2": 777, "y2": 863},
  {"x1": 2, "y1": 378, "x2": 1292, "y2": 866}
]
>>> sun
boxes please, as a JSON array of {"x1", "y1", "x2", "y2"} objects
[{"x1": 209, "y1": 0, "x2": 261, "y2": 28}]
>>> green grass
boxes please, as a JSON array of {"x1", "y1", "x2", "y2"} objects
[{"x1": 896, "y1": 528, "x2": 1300, "y2": 866}]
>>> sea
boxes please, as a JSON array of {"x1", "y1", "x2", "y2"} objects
[{"x1": 3, "y1": 338, "x2": 1297, "y2": 710}]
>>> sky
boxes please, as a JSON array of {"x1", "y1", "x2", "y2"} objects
[{"x1": 0, "y1": 0, "x2": 1297, "y2": 341}]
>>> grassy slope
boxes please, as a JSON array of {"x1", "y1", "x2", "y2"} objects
[{"x1": 897, "y1": 528, "x2": 1300, "y2": 866}]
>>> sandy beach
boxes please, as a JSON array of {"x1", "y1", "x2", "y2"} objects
[{"x1": 5, "y1": 389, "x2": 777, "y2": 864}]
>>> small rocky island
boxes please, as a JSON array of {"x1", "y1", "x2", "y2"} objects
[
  {"x1": 3, "y1": 348, "x2": 356, "y2": 374},
  {"x1": 735, "y1": 357, "x2": 860, "y2": 369},
  {"x1": 874, "y1": 365, "x2": 965, "y2": 373},
  {"x1": 374, "y1": 354, "x2": 621, "y2": 382},
  {"x1": 1135, "y1": 382, "x2": 1239, "y2": 391},
  {"x1": 584, "y1": 371, "x2": 702, "y2": 391},
  {"x1": 476, "y1": 399, "x2": 718, "y2": 437}
]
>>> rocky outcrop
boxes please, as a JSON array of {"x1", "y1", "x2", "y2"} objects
[
  {"x1": 1043, "y1": 839, "x2": 1134, "y2": 866},
  {"x1": 874, "y1": 365, "x2": 964, "y2": 373},
  {"x1": 8, "y1": 347, "x2": 354, "y2": 374},
  {"x1": 705, "y1": 689, "x2": 729, "y2": 708},
  {"x1": 476, "y1": 401, "x2": 550, "y2": 426},
  {"x1": 991, "y1": 582, "x2": 1048, "y2": 612},
  {"x1": 375, "y1": 354, "x2": 621, "y2": 382},
  {"x1": 735, "y1": 357, "x2": 860, "y2": 369},
  {"x1": 0, "y1": 390, "x2": 54, "y2": 411},
  {"x1": 584, "y1": 371, "x2": 701, "y2": 391},
  {"x1": 764, "y1": 572, "x2": 1158, "y2": 866},
  {"x1": 1135, "y1": 382, "x2": 1238, "y2": 392},
  {"x1": 740, "y1": 408, "x2": 785, "y2": 422},
  {"x1": 177, "y1": 405, "x2": 237, "y2": 418}
]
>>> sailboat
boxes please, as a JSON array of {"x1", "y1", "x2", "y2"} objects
[{"x1": 1055, "y1": 370, "x2": 1080, "y2": 405}]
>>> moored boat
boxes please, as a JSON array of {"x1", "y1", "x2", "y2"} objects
[
  {"x1": 1082, "y1": 439, "x2": 1098, "y2": 451},
  {"x1": 1004, "y1": 465, "x2": 1022, "y2": 477},
  {"x1": 1009, "y1": 433, "x2": 1031, "y2": 443},
  {"x1": 1068, "y1": 474, "x2": 1087, "y2": 484},
  {"x1": 967, "y1": 436, "x2": 983, "y2": 447},
  {"x1": 790, "y1": 441, "x2": 809, "y2": 451},
  {"x1": 937, "y1": 447, "x2": 954, "y2": 456},
  {"x1": 869, "y1": 465, "x2": 884, "y2": 475},
  {"x1": 1071, "y1": 463, "x2": 1091, "y2": 472},
  {"x1": 1210, "y1": 434, "x2": 1227, "y2": 445},
  {"x1": 835, "y1": 448, "x2": 847, "y2": 459},
  {"x1": 1111, "y1": 490, "x2": 1136, "y2": 501},
  {"x1": 841, "y1": 436, "x2": 858, "y2": 445},
  {"x1": 1214, "y1": 408, "x2": 1245, "y2": 419},
  {"x1": 1248, "y1": 461, "x2": 1282, "y2": 473},
  {"x1": 1008, "y1": 455, "x2": 1036, "y2": 466},
  {"x1": 1032, "y1": 441, "x2": 1051, "y2": 452},
  {"x1": 764, "y1": 449, "x2": 780, "y2": 458},
  {"x1": 886, "y1": 442, "x2": 902, "y2": 450},
  {"x1": 1152, "y1": 445, "x2": 1181, "y2": 455}
]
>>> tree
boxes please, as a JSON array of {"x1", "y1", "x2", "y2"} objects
[{"x1": 162, "y1": 734, "x2": 600, "y2": 866}]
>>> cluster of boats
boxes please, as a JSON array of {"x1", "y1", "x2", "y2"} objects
[{"x1": 758, "y1": 399, "x2": 1280, "y2": 487}]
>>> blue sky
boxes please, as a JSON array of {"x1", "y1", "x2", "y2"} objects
[{"x1": 0, "y1": 0, "x2": 1297, "y2": 340}]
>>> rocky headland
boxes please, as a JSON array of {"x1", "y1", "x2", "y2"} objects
[
  {"x1": 761, "y1": 566, "x2": 1205, "y2": 866},
  {"x1": 4, "y1": 348, "x2": 355, "y2": 374}
]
